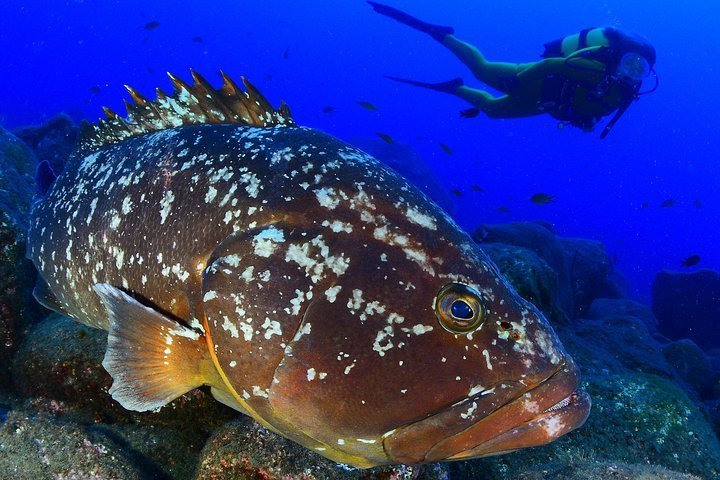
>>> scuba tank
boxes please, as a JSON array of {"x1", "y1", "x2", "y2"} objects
[
  {"x1": 540, "y1": 27, "x2": 657, "y2": 138},
  {"x1": 542, "y1": 27, "x2": 656, "y2": 69}
]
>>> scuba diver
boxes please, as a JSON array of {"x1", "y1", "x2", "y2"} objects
[{"x1": 368, "y1": 1, "x2": 657, "y2": 138}]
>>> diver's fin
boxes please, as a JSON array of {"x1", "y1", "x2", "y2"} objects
[
  {"x1": 385, "y1": 75, "x2": 464, "y2": 94},
  {"x1": 368, "y1": 1, "x2": 454, "y2": 41},
  {"x1": 93, "y1": 283, "x2": 223, "y2": 412},
  {"x1": 32, "y1": 278, "x2": 69, "y2": 316},
  {"x1": 34, "y1": 160, "x2": 57, "y2": 197}
]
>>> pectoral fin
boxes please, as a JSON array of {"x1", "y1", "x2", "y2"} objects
[
  {"x1": 33, "y1": 278, "x2": 70, "y2": 317},
  {"x1": 93, "y1": 283, "x2": 222, "y2": 412}
]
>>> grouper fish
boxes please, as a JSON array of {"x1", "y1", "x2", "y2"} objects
[{"x1": 27, "y1": 71, "x2": 590, "y2": 468}]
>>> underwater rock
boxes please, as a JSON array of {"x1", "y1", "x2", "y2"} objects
[
  {"x1": 661, "y1": 339, "x2": 716, "y2": 399},
  {"x1": 195, "y1": 416, "x2": 449, "y2": 480},
  {"x1": 453, "y1": 371, "x2": 720, "y2": 479},
  {"x1": 350, "y1": 137, "x2": 456, "y2": 215},
  {"x1": 14, "y1": 113, "x2": 79, "y2": 175},
  {"x1": 706, "y1": 348, "x2": 720, "y2": 379},
  {"x1": 448, "y1": 459, "x2": 702, "y2": 479},
  {"x1": 474, "y1": 221, "x2": 621, "y2": 320},
  {"x1": 562, "y1": 315, "x2": 673, "y2": 378},
  {"x1": 89, "y1": 421, "x2": 220, "y2": 480},
  {"x1": 0, "y1": 127, "x2": 40, "y2": 388},
  {"x1": 479, "y1": 242, "x2": 569, "y2": 324},
  {"x1": 11, "y1": 313, "x2": 117, "y2": 416},
  {"x1": 474, "y1": 221, "x2": 573, "y2": 314},
  {"x1": 652, "y1": 269, "x2": 720, "y2": 350},
  {"x1": 0, "y1": 409, "x2": 145, "y2": 479},
  {"x1": 559, "y1": 237, "x2": 623, "y2": 317},
  {"x1": 0, "y1": 125, "x2": 37, "y2": 230},
  {"x1": 588, "y1": 297, "x2": 659, "y2": 331},
  {"x1": 12, "y1": 314, "x2": 237, "y2": 427},
  {"x1": 0, "y1": 210, "x2": 37, "y2": 389}
]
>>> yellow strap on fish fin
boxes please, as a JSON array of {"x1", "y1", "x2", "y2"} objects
[{"x1": 93, "y1": 283, "x2": 222, "y2": 412}]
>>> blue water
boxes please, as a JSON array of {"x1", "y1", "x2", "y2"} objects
[{"x1": 1, "y1": 0, "x2": 718, "y2": 302}]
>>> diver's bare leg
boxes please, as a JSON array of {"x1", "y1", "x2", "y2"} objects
[
  {"x1": 441, "y1": 36, "x2": 528, "y2": 93},
  {"x1": 455, "y1": 86, "x2": 539, "y2": 118}
]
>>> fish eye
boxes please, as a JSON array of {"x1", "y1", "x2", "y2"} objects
[{"x1": 434, "y1": 282, "x2": 485, "y2": 334}]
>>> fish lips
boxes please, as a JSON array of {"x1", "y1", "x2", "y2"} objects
[{"x1": 383, "y1": 360, "x2": 591, "y2": 464}]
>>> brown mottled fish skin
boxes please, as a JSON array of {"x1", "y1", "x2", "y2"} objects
[{"x1": 27, "y1": 74, "x2": 590, "y2": 468}]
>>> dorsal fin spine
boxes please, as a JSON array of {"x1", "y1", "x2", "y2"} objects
[{"x1": 77, "y1": 70, "x2": 295, "y2": 153}]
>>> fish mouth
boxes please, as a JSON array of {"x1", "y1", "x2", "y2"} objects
[{"x1": 383, "y1": 361, "x2": 591, "y2": 464}]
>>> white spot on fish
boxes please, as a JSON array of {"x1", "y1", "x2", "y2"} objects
[
  {"x1": 460, "y1": 401, "x2": 478, "y2": 420},
  {"x1": 468, "y1": 385, "x2": 485, "y2": 397},
  {"x1": 109, "y1": 213, "x2": 121, "y2": 230},
  {"x1": 205, "y1": 186, "x2": 217, "y2": 203},
  {"x1": 203, "y1": 291, "x2": 218, "y2": 301},
  {"x1": 261, "y1": 317, "x2": 282, "y2": 339},
  {"x1": 289, "y1": 289, "x2": 305, "y2": 316},
  {"x1": 321, "y1": 219, "x2": 353, "y2": 234},
  {"x1": 121, "y1": 196, "x2": 133, "y2": 214},
  {"x1": 542, "y1": 416, "x2": 565, "y2": 437},
  {"x1": 482, "y1": 349, "x2": 493, "y2": 370},
  {"x1": 253, "y1": 226, "x2": 285, "y2": 257},
  {"x1": 222, "y1": 316, "x2": 239, "y2": 338},
  {"x1": 406, "y1": 206, "x2": 437, "y2": 230},
  {"x1": 325, "y1": 285, "x2": 342, "y2": 303},
  {"x1": 159, "y1": 190, "x2": 175, "y2": 225},
  {"x1": 314, "y1": 187, "x2": 340, "y2": 210},
  {"x1": 241, "y1": 266, "x2": 254, "y2": 282},
  {"x1": 252, "y1": 386, "x2": 269, "y2": 398}
]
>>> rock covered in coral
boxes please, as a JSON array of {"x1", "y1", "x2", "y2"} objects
[
  {"x1": 11, "y1": 313, "x2": 116, "y2": 417},
  {"x1": 562, "y1": 315, "x2": 673, "y2": 378},
  {"x1": 195, "y1": 417, "x2": 448, "y2": 480},
  {"x1": 0, "y1": 126, "x2": 41, "y2": 389},
  {"x1": 474, "y1": 221, "x2": 622, "y2": 321},
  {"x1": 588, "y1": 297, "x2": 659, "y2": 331},
  {"x1": 14, "y1": 113, "x2": 79, "y2": 176},
  {"x1": 652, "y1": 269, "x2": 720, "y2": 350},
  {"x1": 449, "y1": 459, "x2": 702, "y2": 479},
  {"x1": 479, "y1": 242, "x2": 569, "y2": 324},
  {"x1": 0, "y1": 409, "x2": 145, "y2": 479},
  {"x1": 0, "y1": 210, "x2": 38, "y2": 389},
  {"x1": 474, "y1": 221, "x2": 573, "y2": 317},
  {"x1": 559, "y1": 236, "x2": 624, "y2": 316},
  {"x1": 662, "y1": 339, "x2": 716, "y2": 399},
  {"x1": 0, "y1": 126, "x2": 37, "y2": 230},
  {"x1": 11, "y1": 314, "x2": 237, "y2": 428}
]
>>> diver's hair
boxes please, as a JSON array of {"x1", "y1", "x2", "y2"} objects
[{"x1": 603, "y1": 27, "x2": 656, "y2": 67}]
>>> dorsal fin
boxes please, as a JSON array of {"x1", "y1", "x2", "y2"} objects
[{"x1": 78, "y1": 70, "x2": 295, "y2": 153}]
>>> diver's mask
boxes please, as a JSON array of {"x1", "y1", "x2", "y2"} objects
[{"x1": 616, "y1": 52, "x2": 650, "y2": 83}]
